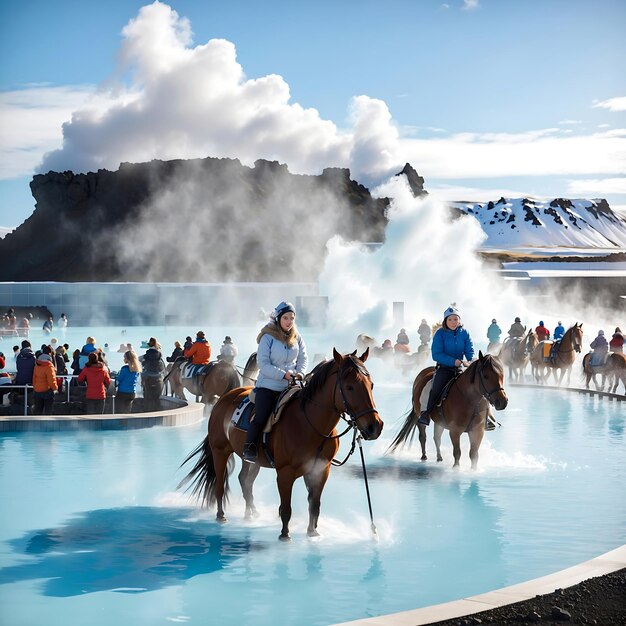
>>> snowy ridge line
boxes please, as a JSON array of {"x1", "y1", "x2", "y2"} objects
[{"x1": 450, "y1": 197, "x2": 626, "y2": 248}]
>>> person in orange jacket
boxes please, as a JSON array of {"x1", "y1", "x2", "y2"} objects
[
  {"x1": 32, "y1": 351, "x2": 58, "y2": 415},
  {"x1": 78, "y1": 352, "x2": 111, "y2": 414},
  {"x1": 184, "y1": 331, "x2": 212, "y2": 365}
]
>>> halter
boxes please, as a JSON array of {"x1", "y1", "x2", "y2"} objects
[
  {"x1": 335, "y1": 357, "x2": 380, "y2": 422},
  {"x1": 475, "y1": 359, "x2": 505, "y2": 405}
]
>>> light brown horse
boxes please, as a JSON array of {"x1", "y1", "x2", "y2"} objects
[
  {"x1": 178, "y1": 349, "x2": 383, "y2": 541},
  {"x1": 530, "y1": 323, "x2": 583, "y2": 386},
  {"x1": 388, "y1": 352, "x2": 508, "y2": 469},
  {"x1": 582, "y1": 352, "x2": 626, "y2": 393},
  {"x1": 167, "y1": 359, "x2": 241, "y2": 406},
  {"x1": 499, "y1": 331, "x2": 537, "y2": 382}
]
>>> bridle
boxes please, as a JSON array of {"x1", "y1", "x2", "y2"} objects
[{"x1": 475, "y1": 359, "x2": 505, "y2": 406}]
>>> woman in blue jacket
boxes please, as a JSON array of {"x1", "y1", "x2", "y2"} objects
[
  {"x1": 418, "y1": 305, "x2": 474, "y2": 425},
  {"x1": 243, "y1": 301, "x2": 308, "y2": 463},
  {"x1": 115, "y1": 350, "x2": 142, "y2": 413}
]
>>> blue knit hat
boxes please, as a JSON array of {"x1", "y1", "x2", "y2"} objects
[{"x1": 273, "y1": 301, "x2": 296, "y2": 320}]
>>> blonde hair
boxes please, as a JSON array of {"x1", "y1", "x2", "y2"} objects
[
  {"x1": 125, "y1": 350, "x2": 142, "y2": 373},
  {"x1": 86, "y1": 336, "x2": 96, "y2": 345}
]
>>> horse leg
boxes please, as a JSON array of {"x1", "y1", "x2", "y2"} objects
[
  {"x1": 213, "y1": 450, "x2": 231, "y2": 523},
  {"x1": 238, "y1": 461, "x2": 261, "y2": 520},
  {"x1": 434, "y1": 422, "x2": 444, "y2": 462},
  {"x1": 418, "y1": 423, "x2": 427, "y2": 461},
  {"x1": 449, "y1": 430, "x2": 462, "y2": 468},
  {"x1": 303, "y1": 466, "x2": 330, "y2": 537},
  {"x1": 277, "y1": 469, "x2": 296, "y2": 541},
  {"x1": 468, "y1": 427, "x2": 485, "y2": 470}
]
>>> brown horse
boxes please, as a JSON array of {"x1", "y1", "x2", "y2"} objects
[
  {"x1": 582, "y1": 352, "x2": 626, "y2": 393},
  {"x1": 167, "y1": 359, "x2": 241, "y2": 406},
  {"x1": 530, "y1": 323, "x2": 583, "y2": 386},
  {"x1": 178, "y1": 348, "x2": 383, "y2": 541},
  {"x1": 388, "y1": 352, "x2": 508, "y2": 469},
  {"x1": 499, "y1": 331, "x2": 537, "y2": 382}
]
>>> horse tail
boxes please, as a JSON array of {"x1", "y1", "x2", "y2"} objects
[
  {"x1": 386, "y1": 408, "x2": 419, "y2": 454},
  {"x1": 178, "y1": 435, "x2": 234, "y2": 507}
]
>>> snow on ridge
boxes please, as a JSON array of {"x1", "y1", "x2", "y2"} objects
[
  {"x1": 450, "y1": 197, "x2": 626, "y2": 248},
  {"x1": 0, "y1": 227, "x2": 13, "y2": 240}
]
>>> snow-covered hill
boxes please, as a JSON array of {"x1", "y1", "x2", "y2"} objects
[
  {"x1": 451, "y1": 198, "x2": 626, "y2": 248},
  {"x1": 0, "y1": 227, "x2": 13, "y2": 240}
]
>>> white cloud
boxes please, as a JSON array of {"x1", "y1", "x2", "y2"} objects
[
  {"x1": 558, "y1": 119, "x2": 582, "y2": 125},
  {"x1": 1, "y1": 2, "x2": 625, "y2": 188},
  {"x1": 462, "y1": 0, "x2": 479, "y2": 10},
  {"x1": 592, "y1": 96, "x2": 626, "y2": 112},
  {"x1": 566, "y1": 177, "x2": 626, "y2": 196}
]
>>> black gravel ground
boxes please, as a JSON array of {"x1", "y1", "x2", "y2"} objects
[{"x1": 423, "y1": 568, "x2": 626, "y2": 625}]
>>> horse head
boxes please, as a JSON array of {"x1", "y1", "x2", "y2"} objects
[
  {"x1": 332, "y1": 347, "x2": 383, "y2": 440},
  {"x1": 525, "y1": 330, "x2": 538, "y2": 354},
  {"x1": 471, "y1": 351, "x2": 508, "y2": 410},
  {"x1": 569, "y1": 323, "x2": 583, "y2": 353}
]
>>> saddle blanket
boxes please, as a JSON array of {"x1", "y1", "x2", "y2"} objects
[
  {"x1": 231, "y1": 386, "x2": 301, "y2": 433},
  {"x1": 182, "y1": 362, "x2": 213, "y2": 379},
  {"x1": 543, "y1": 341, "x2": 553, "y2": 359},
  {"x1": 589, "y1": 353, "x2": 609, "y2": 368}
]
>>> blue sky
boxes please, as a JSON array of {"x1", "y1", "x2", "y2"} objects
[{"x1": 1, "y1": 0, "x2": 625, "y2": 229}]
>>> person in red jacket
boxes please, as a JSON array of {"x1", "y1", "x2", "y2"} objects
[
  {"x1": 609, "y1": 327, "x2": 624, "y2": 354},
  {"x1": 184, "y1": 331, "x2": 211, "y2": 365},
  {"x1": 535, "y1": 321, "x2": 550, "y2": 341},
  {"x1": 78, "y1": 352, "x2": 111, "y2": 414},
  {"x1": 32, "y1": 352, "x2": 58, "y2": 415}
]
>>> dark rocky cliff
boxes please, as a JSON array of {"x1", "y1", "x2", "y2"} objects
[{"x1": 0, "y1": 157, "x2": 411, "y2": 282}]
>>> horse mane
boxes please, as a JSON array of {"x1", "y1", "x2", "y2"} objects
[
  {"x1": 467, "y1": 354, "x2": 503, "y2": 385},
  {"x1": 300, "y1": 355, "x2": 370, "y2": 408}
]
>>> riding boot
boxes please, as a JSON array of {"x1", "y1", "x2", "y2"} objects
[
  {"x1": 416, "y1": 410, "x2": 430, "y2": 426},
  {"x1": 243, "y1": 442, "x2": 258, "y2": 463}
]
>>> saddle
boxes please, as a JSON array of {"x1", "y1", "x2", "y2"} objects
[
  {"x1": 589, "y1": 352, "x2": 609, "y2": 368},
  {"x1": 231, "y1": 386, "x2": 301, "y2": 434}
]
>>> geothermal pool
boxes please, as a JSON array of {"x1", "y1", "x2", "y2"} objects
[{"x1": 0, "y1": 327, "x2": 623, "y2": 626}]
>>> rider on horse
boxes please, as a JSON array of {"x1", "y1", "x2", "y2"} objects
[
  {"x1": 535, "y1": 321, "x2": 550, "y2": 341},
  {"x1": 590, "y1": 330, "x2": 609, "y2": 367},
  {"x1": 184, "y1": 331, "x2": 211, "y2": 365},
  {"x1": 487, "y1": 319, "x2": 501, "y2": 344},
  {"x1": 507, "y1": 317, "x2": 525, "y2": 341},
  {"x1": 243, "y1": 301, "x2": 308, "y2": 464},
  {"x1": 553, "y1": 321, "x2": 565, "y2": 341},
  {"x1": 417, "y1": 305, "x2": 474, "y2": 426}
]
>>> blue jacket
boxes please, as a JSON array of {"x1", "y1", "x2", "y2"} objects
[
  {"x1": 553, "y1": 325, "x2": 565, "y2": 340},
  {"x1": 256, "y1": 331, "x2": 308, "y2": 392},
  {"x1": 432, "y1": 326, "x2": 475, "y2": 368},
  {"x1": 487, "y1": 323, "x2": 501, "y2": 343},
  {"x1": 116, "y1": 365, "x2": 140, "y2": 393}
]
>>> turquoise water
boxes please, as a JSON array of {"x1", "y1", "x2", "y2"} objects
[{"x1": 0, "y1": 369, "x2": 624, "y2": 626}]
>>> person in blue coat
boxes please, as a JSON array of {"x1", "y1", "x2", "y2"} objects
[
  {"x1": 418, "y1": 305, "x2": 474, "y2": 426},
  {"x1": 115, "y1": 350, "x2": 142, "y2": 413},
  {"x1": 553, "y1": 321, "x2": 565, "y2": 341},
  {"x1": 243, "y1": 301, "x2": 308, "y2": 463}
]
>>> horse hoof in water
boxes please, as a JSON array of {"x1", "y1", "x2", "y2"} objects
[
  {"x1": 421, "y1": 454, "x2": 427, "y2": 461},
  {"x1": 216, "y1": 514, "x2": 228, "y2": 524},
  {"x1": 437, "y1": 455, "x2": 443, "y2": 462},
  {"x1": 244, "y1": 508, "x2": 260, "y2": 521},
  {"x1": 279, "y1": 533, "x2": 291, "y2": 542},
  {"x1": 307, "y1": 529, "x2": 320, "y2": 538}
]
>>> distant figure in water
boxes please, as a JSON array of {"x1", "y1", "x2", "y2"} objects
[
  {"x1": 417, "y1": 319, "x2": 431, "y2": 346},
  {"x1": 58, "y1": 313, "x2": 68, "y2": 329},
  {"x1": 42, "y1": 316, "x2": 53, "y2": 334}
]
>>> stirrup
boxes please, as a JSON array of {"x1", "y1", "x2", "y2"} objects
[
  {"x1": 485, "y1": 415, "x2": 496, "y2": 431},
  {"x1": 243, "y1": 443, "x2": 258, "y2": 463}
]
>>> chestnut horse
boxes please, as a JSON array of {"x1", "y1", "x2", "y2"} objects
[
  {"x1": 178, "y1": 349, "x2": 383, "y2": 541},
  {"x1": 499, "y1": 331, "x2": 537, "y2": 382},
  {"x1": 582, "y1": 352, "x2": 626, "y2": 393},
  {"x1": 530, "y1": 323, "x2": 583, "y2": 386},
  {"x1": 167, "y1": 359, "x2": 241, "y2": 406},
  {"x1": 388, "y1": 352, "x2": 508, "y2": 469}
]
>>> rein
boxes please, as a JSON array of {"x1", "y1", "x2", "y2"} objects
[{"x1": 476, "y1": 361, "x2": 505, "y2": 404}]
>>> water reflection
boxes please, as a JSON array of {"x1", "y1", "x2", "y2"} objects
[{"x1": 0, "y1": 506, "x2": 261, "y2": 596}]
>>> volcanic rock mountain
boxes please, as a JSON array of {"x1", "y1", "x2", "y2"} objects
[{"x1": 0, "y1": 157, "x2": 403, "y2": 282}]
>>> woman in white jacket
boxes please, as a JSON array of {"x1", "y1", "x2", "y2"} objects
[{"x1": 243, "y1": 301, "x2": 308, "y2": 463}]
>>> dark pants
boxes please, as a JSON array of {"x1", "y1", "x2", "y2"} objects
[
  {"x1": 245, "y1": 387, "x2": 280, "y2": 446},
  {"x1": 33, "y1": 390, "x2": 54, "y2": 415},
  {"x1": 115, "y1": 391, "x2": 135, "y2": 414},
  {"x1": 86, "y1": 398, "x2": 105, "y2": 414},
  {"x1": 426, "y1": 366, "x2": 461, "y2": 413},
  {"x1": 142, "y1": 375, "x2": 163, "y2": 411}
]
